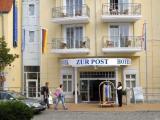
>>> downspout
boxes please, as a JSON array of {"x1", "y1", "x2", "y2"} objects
[{"x1": 94, "y1": 0, "x2": 97, "y2": 56}]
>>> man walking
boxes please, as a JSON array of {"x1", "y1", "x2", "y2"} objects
[{"x1": 43, "y1": 82, "x2": 50, "y2": 108}]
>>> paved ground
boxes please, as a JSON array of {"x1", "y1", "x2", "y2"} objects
[
  {"x1": 33, "y1": 111, "x2": 160, "y2": 120},
  {"x1": 33, "y1": 103, "x2": 160, "y2": 120}
]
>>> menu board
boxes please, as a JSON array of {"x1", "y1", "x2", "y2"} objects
[{"x1": 133, "y1": 87, "x2": 144, "y2": 103}]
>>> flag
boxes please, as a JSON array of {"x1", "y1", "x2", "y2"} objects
[
  {"x1": 142, "y1": 22, "x2": 147, "y2": 51},
  {"x1": 22, "y1": 29, "x2": 25, "y2": 52},
  {"x1": 13, "y1": 0, "x2": 18, "y2": 47},
  {"x1": 42, "y1": 28, "x2": 48, "y2": 54}
]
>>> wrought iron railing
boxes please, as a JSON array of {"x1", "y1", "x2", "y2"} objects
[
  {"x1": 51, "y1": 37, "x2": 90, "y2": 49},
  {"x1": 102, "y1": 3, "x2": 141, "y2": 15},
  {"x1": 102, "y1": 36, "x2": 143, "y2": 48},
  {"x1": 52, "y1": 4, "x2": 90, "y2": 18}
]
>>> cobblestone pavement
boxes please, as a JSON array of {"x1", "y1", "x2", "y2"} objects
[{"x1": 33, "y1": 110, "x2": 160, "y2": 120}]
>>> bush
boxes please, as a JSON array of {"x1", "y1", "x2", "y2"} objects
[
  {"x1": 122, "y1": 90, "x2": 127, "y2": 95},
  {"x1": 0, "y1": 101, "x2": 34, "y2": 120}
]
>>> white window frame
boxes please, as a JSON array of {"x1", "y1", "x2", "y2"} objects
[
  {"x1": 63, "y1": 24, "x2": 85, "y2": 43},
  {"x1": 123, "y1": 69, "x2": 139, "y2": 89},
  {"x1": 108, "y1": 23, "x2": 133, "y2": 37},
  {"x1": 108, "y1": 23, "x2": 133, "y2": 47},
  {"x1": 63, "y1": 0, "x2": 85, "y2": 16},
  {"x1": 29, "y1": 31, "x2": 35, "y2": 42},
  {"x1": 61, "y1": 67, "x2": 73, "y2": 95},
  {"x1": 63, "y1": 0, "x2": 85, "y2": 6},
  {"x1": 29, "y1": 4, "x2": 35, "y2": 16}
]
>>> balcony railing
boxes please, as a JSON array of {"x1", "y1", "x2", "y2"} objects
[
  {"x1": 102, "y1": 3, "x2": 141, "y2": 16},
  {"x1": 102, "y1": 36, "x2": 143, "y2": 51},
  {"x1": 52, "y1": 4, "x2": 90, "y2": 18},
  {"x1": 52, "y1": 37, "x2": 90, "y2": 49}
]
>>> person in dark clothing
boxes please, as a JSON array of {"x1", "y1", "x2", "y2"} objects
[
  {"x1": 117, "y1": 82, "x2": 122, "y2": 107},
  {"x1": 43, "y1": 82, "x2": 49, "y2": 108}
]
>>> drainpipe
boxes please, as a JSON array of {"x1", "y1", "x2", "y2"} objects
[{"x1": 94, "y1": 0, "x2": 97, "y2": 56}]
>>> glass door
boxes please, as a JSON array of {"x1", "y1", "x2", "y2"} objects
[
  {"x1": 120, "y1": 24, "x2": 129, "y2": 47},
  {"x1": 26, "y1": 80, "x2": 38, "y2": 98},
  {"x1": 80, "y1": 80, "x2": 89, "y2": 102},
  {"x1": 125, "y1": 74, "x2": 136, "y2": 101},
  {"x1": 66, "y1": 26, "x2": 83, "y2": 48},
  {"x1": 66, "y1": 0, "x2": 83, "y2": 16},
  {"x1": 66, "y1": 0, "x2": 74, "y2": 16},
  {"x1": 110, "y1": 24, "x2": 129, "y2": 47},
  {"x1": 119, "y1": 0, "x2": 129, "y2": 14},
  {"x1": 110, "y1": 25, "x2": 119, "y2": 47},
  {"x1": 75, "y1": 0, "x2": 83, "y2": 16}
]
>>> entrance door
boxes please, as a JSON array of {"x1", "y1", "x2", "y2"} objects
[
  {"x1": 89, "y1": 80, "x2": 104, "y2": 101},
  {"x1": 80, "y1": 80, "x2": 89, "y2": 101},
  {"x1": 26, "y1": 80, "x2": 38, "y2": 98}
]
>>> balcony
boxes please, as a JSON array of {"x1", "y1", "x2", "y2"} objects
[
  {"x1": 51, "y1": 5, "x2": 90, "y2": 24},
  {"x1": 102, "y1": 36, "x2": 143, "y2": 53},
  {"x1": 51, "y1": 37, "x2": 90, "y2": 54},
  {"x1": 102, "y1": 3, "x2": 142, "y2": 22}
]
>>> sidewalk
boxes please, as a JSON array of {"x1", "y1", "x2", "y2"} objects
[{"x1": 49, "y1": 103, "x2": 160, "y2": 112}]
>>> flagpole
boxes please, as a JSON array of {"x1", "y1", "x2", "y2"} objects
[{"x1": 144, "y1": 21, "x2": 148, "y2": 102}]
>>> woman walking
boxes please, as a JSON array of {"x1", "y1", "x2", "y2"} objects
[{"x1": 54, "y1": 84, "x2": 68, "y2": 110}]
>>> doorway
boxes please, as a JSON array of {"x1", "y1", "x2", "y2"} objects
[
  {"x1": 89, "y1": 80, "x2": 104, "y2": 101},
  {"x1": 26, "y1": 80, "x2": 38, "y2": 98},
  {"x1": 80, "y1": 80, "x2": 106, "y2": 102}
]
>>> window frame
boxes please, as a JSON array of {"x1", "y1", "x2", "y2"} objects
[{"x1": 29, "y1": 4, "x2": 35, "y2": 16}]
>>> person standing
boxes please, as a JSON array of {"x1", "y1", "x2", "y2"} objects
[
  {"x1": 54, "y1": 84, "x2": 68, "y2": 110},
  {"x1": 43, "y1": 82, "x2": 50, "y2": 108},
  {"x1": 117, "y1": 82, "x2": 122, "y2": 107}
]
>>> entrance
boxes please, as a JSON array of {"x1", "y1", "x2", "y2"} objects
[
  {"x1": 80, "y1": 80, "x2": 108, "y2": 102},
  {"x1": 26, "y1": 79, "x2": 38, "y2": 98},
  {"x1": 90, "y1": 80, "x2": 104, "y2": 101}
]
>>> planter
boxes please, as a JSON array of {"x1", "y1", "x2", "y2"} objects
[{"x1": 122, "y1": 95, "x2": 127, "y2": 105}]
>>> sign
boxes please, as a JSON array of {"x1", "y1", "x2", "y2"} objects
[
  {"x1": 61, "y1": 58, "x2": 131, "y2": 67},
  {"x1": 133, "y1": 87, "x2": 144, "y2": 103}
]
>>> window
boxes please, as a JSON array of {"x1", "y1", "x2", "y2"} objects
[
  {"x1": 29, "y1": 31, "x2": 34, "y2": 42},
  {"x1": 125, "y1": 74, "x2": 136, "y2": 88},
  {"x1": 109, "y1": 24, "x2": 130, "y2": 47},
  {"x1": 29, "y1": 4, "x2": 35, "y2": 16},
  {"x1": 66, "y1": 0, "x2": 83, "y2": 16},
  {"x1": 65, "y1": 26, "x2": 83, "y2": 48},
  {"x1": 62, "y1": 74, "x2": 72, "y2": 92}
]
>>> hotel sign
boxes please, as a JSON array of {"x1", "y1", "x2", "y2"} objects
[{"x1": 61, "y1": 58, "x2": 131, "y2": 67}]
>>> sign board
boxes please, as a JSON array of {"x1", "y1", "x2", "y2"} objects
[
  {"x1": 133, "y1": 87, "x2": 144, "y2": 103},
  {"x1": 61, "y1": 58, "x2": 131, "y2": 67}
]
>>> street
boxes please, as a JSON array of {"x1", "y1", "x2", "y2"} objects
[{"x1": 33, "y1": 110, "x2": 160, "y2": 120}]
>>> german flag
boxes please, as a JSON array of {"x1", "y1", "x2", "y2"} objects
[{"x1": 42, "y1": 29, "x2": 48, "y2": 54}]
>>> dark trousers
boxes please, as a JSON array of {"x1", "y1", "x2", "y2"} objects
[
  {"x1": 117, "y1": 91, "x2": 122, "y2": 107},
  {"x1": 44, "y1": 96, "x2": 49, "y2": 108}
]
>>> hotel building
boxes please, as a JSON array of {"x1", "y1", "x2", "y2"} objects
[{"x1": 1, "y1": 0, "x2": 159, "y2": 103}]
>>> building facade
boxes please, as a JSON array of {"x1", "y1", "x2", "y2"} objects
[
  {"x1": 35, "y1": 0, "x2": 160, "y2": 103},
  {"x1": 0, "y1": 0, "x2": 22, "y2": 91},
  {"x1": 22, "y1": 0, "x2": 160, "y2": 103}
]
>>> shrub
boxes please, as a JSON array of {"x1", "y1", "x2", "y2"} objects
[
  {"x1": 0, "y1": 101, "x2": 34, "y2": 120},
  {"x1": 122, "y1": 90, "x2": 127, "y2": 95}
]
